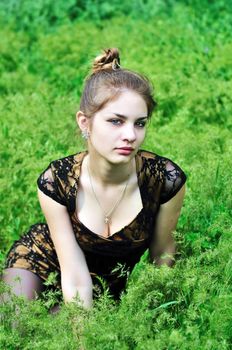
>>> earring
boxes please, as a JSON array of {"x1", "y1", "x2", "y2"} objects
[
  {"x1": 82, "y1": 129, "x2": 90, "y2": 139},
  {"x1": 112, "y1": 58, "x2": 121, "y2": 71}
]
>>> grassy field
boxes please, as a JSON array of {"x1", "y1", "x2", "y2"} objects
[{"x1": 0, "y1": 1, "x2": 231, "y2": 349}]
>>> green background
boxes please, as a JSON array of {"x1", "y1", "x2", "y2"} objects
[{"x1": 0, "y1": 1, "x2": 231, "y2": 349}]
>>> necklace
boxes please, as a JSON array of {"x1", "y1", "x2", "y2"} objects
[{"x1": 87, "y1": 162, "x2": 130, "y2": 237}]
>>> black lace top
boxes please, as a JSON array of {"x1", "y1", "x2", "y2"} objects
[
  {"x1": 36, "y1": 150, "x2": 186, "y2": 278},
  {"x1": 5, "y1": 149, "x2": 186, "y2": 299}
]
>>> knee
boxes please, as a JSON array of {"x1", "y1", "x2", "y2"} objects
[{"x1": 1, "y1": 268, "x2": 45, "y2": 300}]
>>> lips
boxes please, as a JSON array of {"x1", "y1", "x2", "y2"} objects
[
  {"x1": 116, "y1": 147, "x2": 134, "y2": 151},
  {"x1": 115, "y1": 147, "x2": 134, "y2": 155}
]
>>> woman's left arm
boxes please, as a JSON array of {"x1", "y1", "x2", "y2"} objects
[{"x1": 149, "y1": 184, "x2": 186, "y2": 267}]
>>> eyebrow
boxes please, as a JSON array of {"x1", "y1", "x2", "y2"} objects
[{"x1": 113, "y1": 113, "x2": 148, "y2": 120}]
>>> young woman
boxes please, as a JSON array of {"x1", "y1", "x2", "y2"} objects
[{"x1": 2, "y1": 48, "x2": 186, "y2": 310}]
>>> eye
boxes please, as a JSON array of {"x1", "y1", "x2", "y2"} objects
[
  {"x1": 135, "y1": 120, "x2": 147, "y2": 128},
  {"x1": 108, "y1": 119, "x2": 123, "y2": 126}
]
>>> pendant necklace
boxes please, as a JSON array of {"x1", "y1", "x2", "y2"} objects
[{"x1": 87, "y1": 162, "x2": 130, "y2": 237}]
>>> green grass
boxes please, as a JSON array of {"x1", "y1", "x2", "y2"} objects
[{"x1": 0, "y1": 1, "x2": 231, "y2": 349}]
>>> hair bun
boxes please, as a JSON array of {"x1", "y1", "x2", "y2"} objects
[{"x1": 92, "y1": 48, "x2": 121, "y2": 73}]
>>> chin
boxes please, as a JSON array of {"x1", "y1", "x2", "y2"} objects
[
  {"x1": 108, "y1": 153, "x2": 135, "y2": 165},
  {"x1": 93, "y1": 147, "x2": 137, "y2": 164}
]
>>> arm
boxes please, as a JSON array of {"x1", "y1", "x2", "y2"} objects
[
  {"x1": 37, "y1": 188, "x2": 93, "y2": 309},
  {"x1": 149, "y1": 184, "x2": 186, "y2": 267}
]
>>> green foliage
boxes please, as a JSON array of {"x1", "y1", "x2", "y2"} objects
[
  {"x1": 0, "y1": 0, "x2": 232, "y2": 34},
  {"x1": 0, "y1": 1, "x2": 232, "y2": 348}
]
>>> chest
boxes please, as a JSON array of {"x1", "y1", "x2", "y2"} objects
[{"x1": 76, "y1": 181, "x2": 143, "y2": 238}]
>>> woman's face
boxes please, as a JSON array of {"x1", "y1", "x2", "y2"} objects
[{"x1": 88, "y1": 90, "x2": 148, "y2": 164}]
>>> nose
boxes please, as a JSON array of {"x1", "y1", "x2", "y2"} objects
[{"x1": 121, "y1": 123, "x2": 136, "y2": 143}]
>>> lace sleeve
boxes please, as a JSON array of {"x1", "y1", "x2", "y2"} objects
[
  {"x1": 37, "y1": 163, "x2": 66, "y2": 206},
  {"x1": 160, "y1": 159, "x2": 187, "y2": 204}
]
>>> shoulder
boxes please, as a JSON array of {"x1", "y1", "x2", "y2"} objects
[
  {"x1": 50, "y1": 150, "x2": 87, "y2": 169},
  {"x1": 137, "y1": 149, "x2": 186, "y2": 174},
  {"x1": 137, "y1": 149, "x2": 160, "y2": 160},
  {"x1": 49, "y1": 151, "x2": 87, "y2": 179},
  {"x1": 38, "y1": 150, "x2": 86, "y2": 191},
  {"x1": 137, "y1": 149, "x2": 187, "y2": 204},
  {"x1": 37, "y1": 151, "x2": 87, "y2": 209},
  {"x1": 137, "y1": 149, "x2": 166, "y2": 170}
]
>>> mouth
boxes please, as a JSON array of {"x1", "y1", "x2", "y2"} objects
[
  {"x1": 116, "y1": 147, "x2": 134, "y2": 151},
  {"x1": 115, "y1": 147, "x2": 135, "y2": 155}
]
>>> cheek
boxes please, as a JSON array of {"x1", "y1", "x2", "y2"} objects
[
  {"x1": 92, "y1": 126, "x2": 111, "y2": 139},
  {"x1": 90, "y1": 125, "x2": 113, "y2": 148},
  {"x1": 137, "y1": 128, "x2": 146, "y2": 140}
]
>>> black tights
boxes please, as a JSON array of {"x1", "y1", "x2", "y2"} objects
[{"x1": 1, "y1": 268, "x2": 60, "y2": 313}]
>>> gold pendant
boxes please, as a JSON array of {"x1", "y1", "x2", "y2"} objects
[
  {"x1": 104, "y1": 217, "x2": 110, "y2": 224},
  {"x1": 104, "y1": 217, "x2": 110, "y2": 237}
]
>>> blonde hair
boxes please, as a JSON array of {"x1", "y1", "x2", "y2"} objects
[{"x1": 80, "y1": 48, "x2": 156, "y2": 118}]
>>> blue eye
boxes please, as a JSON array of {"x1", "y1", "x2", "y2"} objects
[
  {"x1": 107, "y1": 118, "x2": 147, "y2": 128},
  {"x1": 108, "y1": 119, "x2": 123, "y2": 125}
]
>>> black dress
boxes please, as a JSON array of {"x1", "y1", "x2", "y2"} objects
[{"x1": 5, "y1": 150, "x2": 187, "y2": 299}]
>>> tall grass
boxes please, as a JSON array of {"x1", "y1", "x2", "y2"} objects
[{"x1": 0, "y1": 1, "x2": 231, "y2": 348}]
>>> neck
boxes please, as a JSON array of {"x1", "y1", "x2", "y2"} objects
[{"x1": 85, "y1": 151, "x2": 135, "y2": 186}]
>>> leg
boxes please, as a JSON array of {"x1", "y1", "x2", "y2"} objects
[
  {"x1": 49, "y1": 304, "x2": 61, "y2": 314},
  {"x1": 1, "y1": 268, "x2": 45, "y2": 301}
]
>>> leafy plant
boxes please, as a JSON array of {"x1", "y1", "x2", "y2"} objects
[{"x1": 0, "y1": 1, "x2": 231, "y2": 348}]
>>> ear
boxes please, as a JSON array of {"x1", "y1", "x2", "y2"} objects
[{"x1": 76, "y1": 111, "x2": 90, "y2": 131}]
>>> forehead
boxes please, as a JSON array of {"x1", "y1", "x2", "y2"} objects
[{"x1": 99, "y1": 90, "x2": 148, "y2": 117}]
